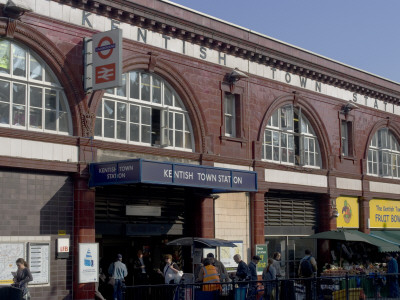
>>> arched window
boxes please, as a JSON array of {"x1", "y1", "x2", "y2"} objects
[
  {"x1": 262, "y1": 104, "x2": 321, "y2": 168},
  {"x1": 0, "y1": 39, "x2": 71, "y2": 134},
  {"x1": 94, "y1": 70, "x2": 194, "y2": 151},
  {"x1": 368, "y1": 128, "x2": 400, "y2": 178}
]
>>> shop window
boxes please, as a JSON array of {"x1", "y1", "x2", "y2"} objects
[
  {"x1": 341, "y1": 120, "x2": 354, "y2": 157},
  {"x1": 262, "y1": 104, "x2": 321, "y2": 168},
  {"x1": 367, "y1": 128, "x2": 400, "y2": 178},
  {"x1": 0, "y1": 39, "x2": 71, "y2": 134},
  {"x1": 95, "y1": 71, "x2": 194, "y2": 151}
]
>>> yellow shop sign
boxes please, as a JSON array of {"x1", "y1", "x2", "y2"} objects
[
  {"x1": 336, "y1": 197, "x2": 359, "y2": 228},
  {"x1": 370, "y1": 199, "x2": 400, "y2": 229}
]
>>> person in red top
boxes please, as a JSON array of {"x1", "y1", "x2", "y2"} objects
[{"x1": 197, "y1": 258, "x2": 221, "y2": 292}]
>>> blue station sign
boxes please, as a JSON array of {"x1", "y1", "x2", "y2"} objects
[{"x1": 89, "y1": 159, "x2": 257, "y2": 192}]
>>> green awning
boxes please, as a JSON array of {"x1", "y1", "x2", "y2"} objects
[
  {"x1": 370, "y1": 230, "x2": 400, "y2": 247},
  {"x1": 348, "y1": 230, "x2": 400, "y2": 252}
]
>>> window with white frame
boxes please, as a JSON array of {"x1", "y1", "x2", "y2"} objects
[
  {"x1": 262, "y1": 104, "x2": 321, "y2": 168},
  {"x1": 94, "y1": 71, "x2": 194, "y2": 151},
  {"x1": 0, "y1": 39, "x2": 71, "y2": 134},
  {"x1": 224, "y1": 93, "x2": 236, "y2": 137},
  {"x1": 367, "y1": 128, "x2": 400, "y2": 178}
]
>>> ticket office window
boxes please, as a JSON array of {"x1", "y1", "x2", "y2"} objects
[{"x1": 0, "y1": 39, "x2": 71, "y2": 134}]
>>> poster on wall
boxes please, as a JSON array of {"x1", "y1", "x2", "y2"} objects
[
  {"x1": 79, "y1": 243, "x2": 99, "y2": 283},
  {"x1": 336, "y1": 197, "x2": 359, "y2": 228},
  {"x1": 255, "y1": 244, "x2": 268, "y2": 274},
  {"x1": 218, "y1": 241, "x2": 243, "y2": 272},
  {"x1": 28, "y1": 243, "x2": 50, "y2": 285},
  {"x1": 0, "y1": 243, "x2": 25, "y2": 285},
  {"x1": 370, "y1": 199, "x2": 400, "y2": 228}
]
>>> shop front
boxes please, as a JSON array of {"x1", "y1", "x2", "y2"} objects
[
  {"x1": 369, "y1": 199, "x2": 400, "y2": 245},
  {"x1": 89, "y1": 158, "x2": 257, "y2": 285}
]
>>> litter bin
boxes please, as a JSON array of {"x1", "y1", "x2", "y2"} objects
[{"x1": 0, "y1": 286, "x2": 24, "y2": 300}]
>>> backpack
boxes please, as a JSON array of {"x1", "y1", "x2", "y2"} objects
[{"x1": 300, "y1": 256, "x2": 313, "y2": 277}]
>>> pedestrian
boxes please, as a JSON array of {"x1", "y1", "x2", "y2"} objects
[
  {"x1": 197, "y1": 258, "x2": 222, "y2": 293},
  {"x1": 207, "y1": 253, "x2": 229, "y2": 282},
  {"x1": 248, "y1": 255, "x2": 261, "y2": 299},
  {"x1": 108, "y1": 254, "x2": 128, "y2": 300},
  {"x1": 158, "y1": 254, "x2": 180, "y2": 284},
  {"x1": 298, "y1": 249, "x2": 317, "y2": 300},
  {"x1": 386, "y1": 253, "x2": 399, "y2": 298},
  {"x1": 271, "y1": 252, "x2": 282, "y2": 299},
  {"x1": 133, "y1": 249, "x2": 149, "y2": 285},
  {"x1": 262, "y1": 258, "x2": 276, "y2": 300},
  {"x1": 233, "y1": 254, "x2": 249, "y2": 300},
  {"x1": 12, "y1": 258, "x2": 33, "y2": 300}
]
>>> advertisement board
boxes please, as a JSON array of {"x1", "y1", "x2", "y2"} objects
[
  {"x1": 336, "y1": 196, "x2": 359, "y2": 228},
  {"x1": 255, "y1": 244, "x2": 268, "y2": 274},
  {"x1": 370, "y1": 199, "x2": 400, "y2": 229},
  {"x1": 79, "y1": 243, "x2": 99, "y2": 283},
  {"x1": 218, "y1": 241, "x2": 243, "y2": 272}
]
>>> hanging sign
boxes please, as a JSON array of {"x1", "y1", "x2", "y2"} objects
[{"x1": 92, "y1": 29, "x2": 122, "y2": 91}]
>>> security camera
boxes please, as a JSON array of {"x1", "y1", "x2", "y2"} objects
[
  {"x1": 341, "y1": 100, "x2": 359, "y2": 115},
  {"x1": 228, "y1": 68, "x2": 248, "y2": 83},
  {"x1": 3, "y1": 0, "x2": 32, "y2": 16}
]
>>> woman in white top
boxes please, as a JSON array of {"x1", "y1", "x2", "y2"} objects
[{"x1": 158, "y1": 254, "x2": 180, "y2": 284}]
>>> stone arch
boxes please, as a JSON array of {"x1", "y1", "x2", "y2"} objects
[
  {"x1": 0, "y1": 18, "x2": 87, "y2": 136},
  {"x1": 89, "y1": 53, "x2": 206, "y2": 153},
  {"x1": 257, "y1": 94, "x2": 331, "y2": 169}
]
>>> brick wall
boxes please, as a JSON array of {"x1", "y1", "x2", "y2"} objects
[
  {"x1": 0, "y1": 168, "x2": 73, "y2": 300},
  {"x1": 214, "y1": 192, "x2": 250, "y2": 262}
]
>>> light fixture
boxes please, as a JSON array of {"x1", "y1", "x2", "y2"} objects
[
  {"x1": 3, "y1": 0, "x2": 32, "y2": 18},
  {"x1": 227, "y1": 68, "x2": 248, "y2": 84},
  {"x1": 332, "y1": 208, "x2": 339, "y2": 218},
  {"x1": 340, "y1": 100, "x2": 359, "y2": 115},
  {"x1": 210, "y1": 194, "x2": 220, "y2": 200}
]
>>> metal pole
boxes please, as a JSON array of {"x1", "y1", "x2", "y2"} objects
[{"x1": 345, "y1": 273, "x2": 349, "y2": 300}]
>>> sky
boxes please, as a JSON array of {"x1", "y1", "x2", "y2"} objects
[{"x1": 168, "y1": 0, "x2": 400, "y2": 83}]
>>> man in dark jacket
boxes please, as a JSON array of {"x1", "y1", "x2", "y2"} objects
[
  {"x1": 233, "y1": 254, "x2": 249, "y2": 299},
  {"x1": 233, "y1": 254, "x2": 249, "y2": 281}
]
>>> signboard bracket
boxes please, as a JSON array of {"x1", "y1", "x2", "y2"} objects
[{"x1": 83, "y1": 37, "x2": 93, "y2": 94}]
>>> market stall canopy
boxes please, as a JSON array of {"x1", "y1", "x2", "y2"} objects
[
  {"x1": 305, "y1": 229, "x2": 400, "y2": 252},
  {"x1": 304, "y1": 229, "x2": 369, "y2": 242},
  {"x1": 347, "y1": 230, "x2": 400, "y2": 253},
  {"x1": 370, "y1": 231, "x2": 400, "y2": 246},
  {"x1": 167, "y1": 237, "x2": 237, "y2": 248}
]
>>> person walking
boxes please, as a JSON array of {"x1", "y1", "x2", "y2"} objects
[
  {"x1": 233, "y1": 254, "x2": 249, "y2": 300},
  {"x1": 108, "y1": 254, "x2": 128, "y2": 300},
  {"x1": 298, "y1": 249, "x2": 317, "y2": 300},
  {"x1": 12, "y1": 258, "x2": 33, "y2": 300},
  {"x1": 133, "y1": 249, "x2": 149, "y2": 285},
  {"x1": 386, "y1": 253, "x2": 399, "y2": 298},
  {"x1": 197, "y1": 258, "x2": 222, "y2": 293},
  {"x1": 248, "y1": 255, "x2": 261, "y2": 299},
  {"x1": 207, "y1": 253, "x2": 229, "y2": 282},
  {"x1": 158, "y1": 254, "x2": 180, "y2": 284},
  {"x1": 271, "y1": 252, "x2": 282, "y2": 298},
  {"x1": 262, "y1": 258, "x2": 276, "y2": 300}
]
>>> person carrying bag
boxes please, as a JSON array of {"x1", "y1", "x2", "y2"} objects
[{"x1": 12, "y1": 258, "x2": 33, "y2": 300}]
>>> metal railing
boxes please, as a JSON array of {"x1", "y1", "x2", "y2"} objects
[{"x1": 119, "y1": 273, "x2": 400, "y2": 300}]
